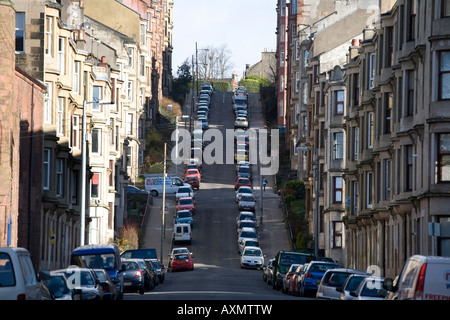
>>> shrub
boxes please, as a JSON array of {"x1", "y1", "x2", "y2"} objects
[
  {"x1": 115, "y1": 222, "x2": 140, "y2": 252},
  {"x1": 285, "y1": 180, "x2": 305, "y2": 198},
  {"x1": 296, "y1": 232, "x2": 306, "y2": 251}
]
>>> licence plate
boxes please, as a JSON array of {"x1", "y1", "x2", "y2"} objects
[{"x1": 124, "y1": 282, "x2": 131, "y2": 286}]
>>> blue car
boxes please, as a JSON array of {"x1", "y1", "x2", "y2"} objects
[
  {"x1": 299, "y1": 261, "x2": 339, "y2": 297},
  {"x1": 175, "y1": 209, "x2": 194, "y2": 228}
]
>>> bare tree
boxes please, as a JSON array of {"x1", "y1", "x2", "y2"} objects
[
  {"x1": 216, "y1": 44, "x2": 234, "y2": 79},
  {"x1": 197, "y1": 44, "x2": 234, "y2": 80}
]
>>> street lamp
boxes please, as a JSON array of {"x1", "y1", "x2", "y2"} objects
[
  {"x1": 80, "y1": 98, "x2": 114, "y2": 246},
  {"x1": 297, "y1": 146, "x2": 319, "y2": 258},
  {"x1": 175, "y1": 115, "x2": 190, "y2": 177},
  {"x1": 195, "y1": 42, "x2": 209, "y2": 97}
]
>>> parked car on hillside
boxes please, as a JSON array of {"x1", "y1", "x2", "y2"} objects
[
  {"x1": 177, "y1": 197, "x2": 196, "y2": 214},
  {"x1": 297, "y1": 261, "x2": 339, "y2": 297},
  {"x1": 146, "y1": 259, "x2": 165, "y2": 284},
  {"x1": 263, "y1": 259, "x2": 275, "y2": 285},
  {"x1": 53, "y1": 267, "x2": 104, "y2": 300},
  {"x1": 42, "y1": 272, "x2": 80, "y2": 300},
  {"x1": 383, "y1": 255, "x2": 450, "y2": 300},
  {"x1": 170, "y1": 253, "x2": 194, "y2": 272},
  {"x1": 121, "y1": 260, "x2": 145, "y2": 295},
  {"x1": 0, "y1": 247, "x2": 43, "y2": 300},
  {"x1": 282, "y1": 264, "x2": 302, "y2": 294},
  {"x1": 240, "y1": 247, "x2": 265, "y2": 269},
  {"x1": 316, "y1": 268, "x2": 368, "y2": 300},
  {"x1": 176, "y1": 186, "x2": 195, "y2": 201},
  {"x1": 350, "y1": 276, "x2": 387, "y2": 300},
  {"x1": 235, "y1": 186, "x2": 254, "y2": 202},
  {"x1": 93, "y1": 269, "x2": 120, "y2": 300},
  {"x1": 338, "y1": 273, "x2": 370, "y2": 300}
]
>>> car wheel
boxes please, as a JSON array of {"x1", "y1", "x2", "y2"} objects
[
  {"x1": 139, "y1": 286, "x2": 145, "y2": 295},
  {"x1": 151, "y1": 190, "x2": 158, "y2": 197}
]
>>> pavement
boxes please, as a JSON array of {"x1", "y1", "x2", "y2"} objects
[{"x1": 142, "y1": 90, "x2": 291, "y2": 267}]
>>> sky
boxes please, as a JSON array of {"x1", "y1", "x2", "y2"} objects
[{"x1": 172, "y1": 0, "x2": 277, "y2": 80}]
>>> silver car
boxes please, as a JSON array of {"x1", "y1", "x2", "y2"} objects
[
  {"x1": 237, "y1": 194, "x2": 256, "y2": 212},
  {"x1": 316, "y1": 268, "x2": 368, "y2": 300},
  {"x1": 338, "y1": 273, "x2": 370, "y2": 300},
  {"x1": 349, "y1": 276, "x2": 387, "y2": 300}
]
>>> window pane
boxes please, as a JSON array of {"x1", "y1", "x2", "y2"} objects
[
  {"x1": 92, "y1": 129, "x2": 100, "y2": 154},
  {"x1": 441, "y1": 52, "x2": 450, "y2": 72},
  {"x1": 439, "y1": 134, "x2": 450, "y2": 154},
  {"x1": 441, "y1": 73, "x2": 450, "y2": 100},
  {"x1": 444, "y1": 0, "x2": 450, "y2": 17}
]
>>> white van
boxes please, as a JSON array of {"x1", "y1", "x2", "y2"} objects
[
  {"x1": 0, "y1": 247, "x2": 42, "y2": 300},
  {"x1": 145, "y1": 175, "x2": 190, "y2": 196},
  {"x1": 173, "y1": 223, "x2": 192, "y2": 244},
  {"x1": 383, "y1": 255, "x2": 450, "y2": 300}
]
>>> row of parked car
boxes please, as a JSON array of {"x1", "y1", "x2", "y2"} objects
[
  {"x1": 262, "y1": 253, "x2": 450, "y2": 300},
  {"x1": 196, "y1": 82, "x2": 214, "y2": 130},
  {"x1": 0, "y1": 245, "x2": 167, "y2": 300},
  {"x1": 230, "y1": 87, "x2": 266, "y2": 270}
]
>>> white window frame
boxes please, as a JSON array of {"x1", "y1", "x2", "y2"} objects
[
  {"x1": 58, "y1": 37, "x2": 65, "y2": 74},
  {"x1": 92, "y1": 86, "x2": 102, "y2": 111},
  {"x1": 43, "y1": 148, "x2": 50, "y2": 190},
  {"x1": 56, "y1": 158, "x2": 64, "y2": 197},
  {"x1": 73, "y1": 61, "x2": 80, "y2": 94},
  {"x1": 367, "y1": 112, "x2": 374, "y2": 149},
  {"x1": 45, "y1": 16, "x2": 53, "y2": 56},
  {"x1": 368, "y1": 53, "x2": 375, "y2": 89},
  {"x1": 15, "y1": 12, "x2": 25, "y2": 53},
  {"x1": 57, "y1": 97, "x2": 64, "y2": 136},
  {"x1": 366, "y1": 172, "x2": 373, "y2": 208},
  {"x1": 91, "y1": 128, "x2": 101, "y2": 155},
  {"x1": 44, "y1": 82, "x2": 52, "y2": 124},
  {"x1": 72, "y1": 115, "x2": 80, "y2": 150},
  {"x1": 127, "y1": 80, "x2": 133, "y2": 100},
  {"x1": 333, "y1": 132, "x2": 344, "y2": 160},
  {"x1": 127, "y1": 113, "x2": 133, "y2": 135}
]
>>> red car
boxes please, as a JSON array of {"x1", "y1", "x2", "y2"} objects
[
  {"x1": 170, "y1": 253, "x2": 194, "y2": 272},
  {"x1": 185, "y1": 175, "x2": 200, "y2": 190},
  {"x1": 235, "y1": 177, "x2": 252, "y2": 190},
  {"x1": 185, "y1": 168, "x2": 201, "y2": 182},
  {"x1": 177, "y1": 197, "x2": 196, "y2": 214}
]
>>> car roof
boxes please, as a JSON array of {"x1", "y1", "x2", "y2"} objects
[
  {"x1": 71, "y1": 244, "x2": 119, "y2": 255},
  {"x1": 409, "y1": 255, "x2": 450, "y2": 263},
  {"x1": 243, "y1": 246, "x2": 261, "y2": 251},
  {"x1": 240, "y1": 227, "x2": 257, "y2": 232},
  {"x1": 178, "y1": 197, "x2": 194, "y2": 200}
]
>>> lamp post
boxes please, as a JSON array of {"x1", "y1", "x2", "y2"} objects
[
  {"x1": 297, "y1": 146, "x2": 319, "y2": 258},
  {"x1": 175, "y1": 115, "x2": 190, "y2": 177},
  {"x1": 80, "y1": 98, "x2": 114, "y2": 246},
  {"x1": 195, "y1": 42, "x2": 209, "y2": 97}
]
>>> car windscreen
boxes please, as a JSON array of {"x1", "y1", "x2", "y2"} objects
[
  {"x1": 121, "y1": 249, "x2": 157, "y2": 260},
  {"x1": 240, "y1": 231, "x2": 257, "y2": 238},
  {"x1": 0, "y1": 253, "x2": 15, "y2": 287},
  {"x1": 177, "y1": 211, "x2": 191, "y2": 218},
  {"x1": 73, "y1": 253, "x2": 117, "y2": 270},
  {"x1": 243, "y1": 248, "x2": 262, "y2": 256},
  {"x1": 179, "y1": 199, "x2": 193, "y2": 205},
  {"x1": 321, "y1": 271, "x2": 352, "y2": 287},
  {"x1": 280, "y1": 253, "x2": 313, "y2": 266}
]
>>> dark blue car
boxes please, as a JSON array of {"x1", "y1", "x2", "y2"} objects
[{"x1": 299, "y1": 261, "x2": 339, "y2": 297}]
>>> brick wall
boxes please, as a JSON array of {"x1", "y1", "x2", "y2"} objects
[{"x1": 0, "y1": 1, "x2": 19, "y2": 247}]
